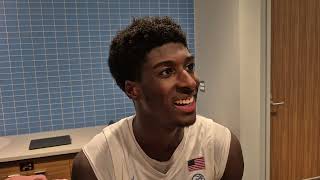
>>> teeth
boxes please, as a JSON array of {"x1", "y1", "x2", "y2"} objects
[{"x1": 175, "y1": 96, "x2": 194, "y2": 105}]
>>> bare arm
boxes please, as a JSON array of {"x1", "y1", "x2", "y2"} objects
[
  {"x1": 221, "y1": 133, "x2": 244, "y2": 180},
  {"x1": 71, "y1": 150, "x2": 98, "y2": 180}
]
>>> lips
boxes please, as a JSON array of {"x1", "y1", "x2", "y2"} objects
[{"x1": 174, "y1": 96, "x2": 196, "y2": 113}]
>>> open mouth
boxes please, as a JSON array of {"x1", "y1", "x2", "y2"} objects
[
  {"x1": 174, "y1": 96, "x2": 194, "y2": 106},
  {"x1": 174, "y1": 96, "x2": 196, "y2": 113}
]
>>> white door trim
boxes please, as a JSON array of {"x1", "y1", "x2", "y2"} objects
[{"x1": 266, "y1": 0, "x2": 271, "y2": 179}]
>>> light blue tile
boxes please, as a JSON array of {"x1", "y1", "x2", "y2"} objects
[
  {"x1": 28, "y1": 111, "x2": 40, "y2": 118},
  {"x1": 41, "y1": 126, "x2": 52, "y2": 132},
  {"x1": 41, "y1": 121, "x2": 52, "y2": 127},
  {"x1": 6, "y1": 129, "x2": 18, "y2": 136},
  {"x1": 52, "y1": 125, "x2": 63, "y2": 130},
  {"x1": 17, "y1": 123, "x2": 29, "y2": 129},
  {"x1": 64, "y1": 124, "x2": 75, "y2": 129},
  {"x1": 28, "y1": 126, "x2": 41, "y2": 133},
  {"x1": 85, "y1": 121, "x2": 95, "y2": 127},
  {"x1": 75, "y1": 123, "x2": 85, "y2": 128},
  {"x1": 16, "y1": 112, "x2": 28, "y2": 119},
  {"x1": 5, "y1": 124, "x2": 17, "y2": 130},
  {"x1": 26, "y1": 100, "x2": 39, "y2": 106},
  {"x1": 39, "y1": 115, "x2": 51, "y2": 121},
  {"x1": 96, "y1": 120, "x2": 107, "y2": 126},
  {"x1": 4, "y1": 113, "x2": 15, "y2": 120},
  {"x1": 1, "y1": 0, "x2": 195, "y2": 135},
  {"x1": 29, "y1": 122, "x2": 40, "y2": 128},
  {"x1": 63, "y1": 113, "x2": 73, "y2": 119},
  {"x1": 51, "y1": 113, "x2": 62, "y2": 121},
  {"x1": 73, "y1": 106, "x2": 84, "y2": 113}
]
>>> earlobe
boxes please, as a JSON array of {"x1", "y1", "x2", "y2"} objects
[{"x1": 124, "y1": 80, "x2": 140, "y2": 100}]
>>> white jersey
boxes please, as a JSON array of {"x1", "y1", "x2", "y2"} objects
[{"x1": 83, "y1": 115, "x2": 231, "y2": 180}]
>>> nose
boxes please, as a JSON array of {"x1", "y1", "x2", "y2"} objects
[{"x1": 177, "y1": 70, "x2": 199, "y2": 93}]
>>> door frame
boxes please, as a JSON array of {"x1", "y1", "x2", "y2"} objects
[
  {"x1": 266, "y1": 0, "x2": 271, "y2": 179},
  {"x1": 239, "y1": 0, "x2": 269, "y2": 179}
]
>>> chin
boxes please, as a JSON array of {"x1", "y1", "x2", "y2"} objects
[{"x1": 175, "y1": 112, "x2": 197, "y2": 127}]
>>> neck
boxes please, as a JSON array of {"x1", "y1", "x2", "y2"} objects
[{"x1": 132, "y1": 114, "x2": 184, "y2": 162}]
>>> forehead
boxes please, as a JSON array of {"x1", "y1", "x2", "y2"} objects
[{"x1": 145, "y1": 43, "x2": 191, "y2": 66}]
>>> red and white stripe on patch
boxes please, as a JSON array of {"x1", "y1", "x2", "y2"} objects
[{"x1": 187, "y1": 156, "x2": 205, "y2": 172}]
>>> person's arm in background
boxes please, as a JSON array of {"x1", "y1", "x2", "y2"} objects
[
  {"x1": 221, "y1": 133, "x2": 244, "y2": 180},
  {"x1": 71, "y1": 150, "x2": 98, "y2": 180}
]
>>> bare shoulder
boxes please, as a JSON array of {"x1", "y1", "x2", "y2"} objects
[
  {"x1": 71, "y1": 150, "x2": 98, "y2": 180},
  {"x1": 221, "y1": 133, "x2": 244, "y2": 180}
]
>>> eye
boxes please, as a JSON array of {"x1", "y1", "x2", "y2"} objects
[
  {"x1": 186, "y1": 62, "x2": 195, "y2": 72},
  {"x1": 159, "y1": 67, "x2": 175, "y2": 77}
]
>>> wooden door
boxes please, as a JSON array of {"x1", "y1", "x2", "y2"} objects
[{"x1": 271, "y1": 0, "x2": 320, "y2": 179}]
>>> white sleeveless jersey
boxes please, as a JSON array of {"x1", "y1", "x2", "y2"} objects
[{"x1": 83, "y1": 115, "x2": 231, "y2": 180}]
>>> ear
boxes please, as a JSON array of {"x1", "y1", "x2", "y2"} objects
[{"x1": 124, "y1": 80, "x2": 141, "y2": 100}]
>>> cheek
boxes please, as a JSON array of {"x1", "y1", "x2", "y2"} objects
[
  {"x1": 145, "y1": 87, "x2": 167, "y2": 102},
  {"x1": 142, "y1": 84, "x2": 172, "y2": 105},
  {"x1": 144, "y1": 79, "x2": 166, "y2": 95}
]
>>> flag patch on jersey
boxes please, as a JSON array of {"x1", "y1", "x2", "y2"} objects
[{"x1": 187, "y1": 157, "x2": 205, "y2": 171}]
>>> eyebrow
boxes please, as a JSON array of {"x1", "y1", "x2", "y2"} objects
[{"x1": 152, "y1": 55, "x2": 195, "y2": 69}]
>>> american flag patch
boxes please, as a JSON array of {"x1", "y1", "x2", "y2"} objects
[{"x1": 187, "y1": 157, "x2": 205, "y2": 171}]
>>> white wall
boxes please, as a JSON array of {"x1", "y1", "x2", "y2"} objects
[
  {"x1": 194, "y1": 0, "x2": 240, "y2": 138},
  {"x1": 194, "y1": 0, "x2": 267, "y2": 179}
]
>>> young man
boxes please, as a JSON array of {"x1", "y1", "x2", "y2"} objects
[{"x1": 72, "y1": 16, "x2": 244, "y2": 180}]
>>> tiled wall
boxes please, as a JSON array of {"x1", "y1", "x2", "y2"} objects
[{"x1": 0, "y1": 0, "x2": 195, "y2": 136}]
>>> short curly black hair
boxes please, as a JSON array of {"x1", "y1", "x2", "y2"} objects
[{"x1": 108, "y1": 16, "x2": 188, "y2": 91}]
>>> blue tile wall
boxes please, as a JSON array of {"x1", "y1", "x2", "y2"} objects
[{"x1": 0, "y1": 0, "x2": 195, "y2": 136}]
